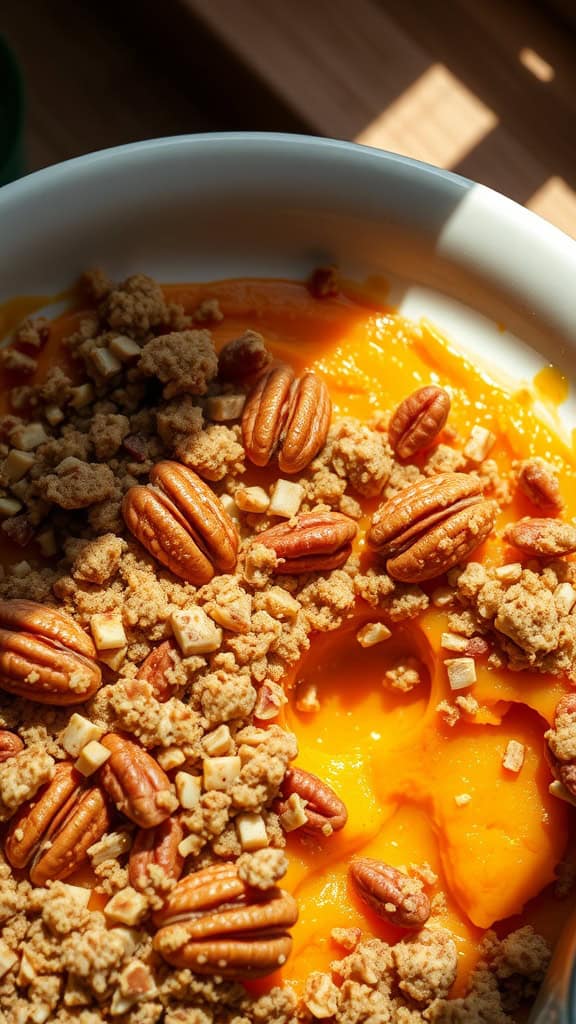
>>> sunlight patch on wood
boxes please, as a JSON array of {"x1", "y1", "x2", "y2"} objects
[
  {"x1": 527, "y1": 177, "x2": 576, "y2": 239},
  {"x1": 355, "y1": 64, "x2": 497, "y2": 168}
]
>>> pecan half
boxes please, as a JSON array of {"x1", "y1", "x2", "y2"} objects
[
  {"x1": 388, "y1": 385, "x2": 451, "y2": 459},
  {"x1": 349, "y1": 858, "x2": 431, "y2": 930},
  {"x1": 256, "y1": 511, "x2": 357, "y2": 574},
  {"x1": 122, "y1": 460, "x2": 238, "y2": 584},
  {"x1": 277, "y1": 767, "x2": 347, "y2": 836},
  {"x1": 0, "y1": 730, "x2": 24, "y2": 763},
  {"x1": 546, "y1": 693, "x2": 576, "y2": 797},
  {"x1": 242, "y1": 365, "x2": 331, "y2": 474},
  {"x1": 153, "y1": 862, "x2": 298, "y2": 978},
  {"x1": 504, "y1": 518, "x2": 576, "y2": 557},
  {"x1": 5, "y1": 761, "x2": 110, "y2": 884},
  {"x1": 517, "y1": 458, "x2": 562, "y2": 513},
  {"x1": 0, "y1": 599, "x2": 101, "y2": 705},
  {"x1": 135, "y1": 639, "x2": 179, "y2": 702},
  {"x1": 368, "y1": 472, "x2": 496, "y2": 582},
  {"x1": 100, "y1": 733, "x2": 177, "y2": 829},
  {"x1": 129, "y1": 816, "x2": 184, "y2": 892}
]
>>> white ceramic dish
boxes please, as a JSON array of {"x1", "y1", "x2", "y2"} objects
[{"x1": 0, "y1": 132, "x2": 575, "y2": 1021}]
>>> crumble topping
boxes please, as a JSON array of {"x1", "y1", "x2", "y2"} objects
[{"x1": 0, "y1": 269, "x2": 567, "y2": 1024}]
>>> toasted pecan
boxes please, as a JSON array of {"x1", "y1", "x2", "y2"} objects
[
  {"x1": 242, "y1": 365, "x2": 331, "y2": 474},
  {"x1": 122, "y1": 460, "x2": 238, "y2": 584},
  {"x1": 256, "y1": 511, "x2": 357, "y2": 574},
  {"x1": 349, "y1": 858, "x2": 431, "y2": 930},
  {"x1": 153, "y1": 861, "x2": 298, "y2": 978},
  {"x1": 368, "y1": 472, "x2": 496, "y2": 582},
  {"x1": 388, "y1": 385, "x2": 451, "y2": 459},
  {"x1": 505, "y1": 517, "x2": 576, "y2": 557},
  {"x1": 277, "y1": 767, "x2": 347, "y2": 835},
  {"x1": 129, "y1": 816, "x2": 184, "y2": 892},
  {"x1": 100, "y1": 733, "x2": 177, "y2": 829}
]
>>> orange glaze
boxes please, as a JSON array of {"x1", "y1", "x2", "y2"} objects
[{"x1": 1, "y1": 277, "x2": 575, "y2": 1001}]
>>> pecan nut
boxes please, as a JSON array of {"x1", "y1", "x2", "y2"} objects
[
  {"x1": 100, "y1": 733, "x2": 177, "y2": 828},
  {"x1": 5, "y1": 761, "x2": 110, "y2": 884},
  {"x1": 368, "y1": 472, "x2": 496, "y2": 582},
  {"x1": 388, "y1": 385, "x2": 451, "y2": 459},
  {"x1": 517, "y1": 458, "x2": 562, "y2": 513},
  {"x1": 242, "y1": 365, "x2": 331, "y2": 473},
  {"x1": 256, "y1": 511, "x2": 357, "y2": 574},
  {"x1": 504, "y1": 518, "x2": 576, "y2": 557},
  {"x1": 153, "y1": 862, "x2": 298, "y2": 978},
  {"x1": 0, "y1": 599, "x2": 101, "y2": 705},
  {"x1": 349, "y1": 858, "x2": 431, "y2": 930},
  {"x1": 0, "y1": 730, "x2": 24, "y2": 763},
  {"x1": 277, "y1": 767, "x2": 347, "y2": 835},
  {"x1": 129, "y1": 816, "x2": 184, "y2": 892},
  {"x1": 122, "y1": 460, "x2": 238, "y2": 584},
  {"x1": 135, "y1": 640, "x2": 179, "y2": 702}
]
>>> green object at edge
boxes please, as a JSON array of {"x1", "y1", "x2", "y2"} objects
[{"x1": 0, "y1": 36, "x2": 24, "y2": 186}]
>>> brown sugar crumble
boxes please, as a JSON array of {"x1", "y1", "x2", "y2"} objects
[{"x1": 0, "y1": 268, "x2": 569, "y2": 1023}]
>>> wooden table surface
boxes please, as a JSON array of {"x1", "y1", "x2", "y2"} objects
[{"x1": 3, "y1": 0, "x2": 576, "y2": 237}]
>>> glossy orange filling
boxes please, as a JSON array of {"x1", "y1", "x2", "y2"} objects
[{"x1": 1, "y1": 277, "x2": 574, "y2": 1001}]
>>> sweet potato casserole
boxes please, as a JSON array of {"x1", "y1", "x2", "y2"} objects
[{"x1": 0, "y1": 268, "x2": 573, "y2": 1023}]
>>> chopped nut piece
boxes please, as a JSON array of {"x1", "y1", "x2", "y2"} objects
[
  {"x1": 18, "y1": 949, "x2": 37, "y2": 985},
  {"x1": 177, "y1": 833, "x2": 203, "y2": 858},
  {"x1": 203, "y1": 755, "x2": 242, "y2": 791},
  {"x1": 295, "y1": 681, "x2": 320, "y2": 713},
  {"x1": 206, "y1": 592, "x2": 252, "y2": 634},
  {"x1": 554, "y1": 582, "x2": 576, "y2": 616},
  {"x1": 170, "y1": 606, "x2": 223, "y2": 655},
  {"x1": 454, "y1": 793, "x2": 471, "y2": 806},
  {"x1": 235, "y1": 485, "x2": 270, "y2": 513},
  {"x1": 0, "y1": 496, "x2": 22, "y2": 518},
  {"x1": 90, "y1": 346, "x2": 122, "y2": 378},
  {"x1": 356, "y1": 622, "x2": 392, "y2": 647},
  {"x1": 69, "y1": 382, "x2": 94, "y2": 408},
  {"x1": 279, "y1": 792, "x2": 309, "y2": 831},
  {"x1": 90, "y1": 611, "x2": 127, "y2": 651},
  {"x1": 62, "y1": 713, "x2": 104, "y2": 757},
  {"x1": 75, "y1": 739, "x2": 112, "y2": 776},
  {"x1": 105, "y1": 887, "x2": 148, "y2": 925},
  {"x1": 98, "y1": 645, "x2": 128, "y2": 671},
  {"x1": 206, "y1": 394, "x2": 246, "y2": 421},
  {"x1": 502, "y1": 739, "x2": 526, "y2": 773},
  {"x1": 157, "y1": 746, "x2": 186, "y2": 771},
  {"x1": 45, "y1": 403, "x2": 65, "y2": 426},
  {"x1": 220, "y1": 492, "x2": 241, "y2": 524},
  {"x1": 203, "y1": 724, "x2": 233, "y2": 756},
  {"x1": 463, "y1": 424, "x2": 496, "y2": 462},
  {"x1": 9, "y1": 421, "x2": 49, "y2": 450},
  {"x1": 268, "y1": 478, "x2": 305, "y2": 517},
  {"x1": 0, "y1": 940, "x2": 17, "y2": 978},
  {"x1": 175, "y1": 771, "x2": 202, "y2": 809},
  {"x1": 88, "y1": 830, "x2": 133, "y2": 866},
  {"x1": 108, "y1": 334, "x2": 142, "y2": 362},
  {"x1": 37, "y1": 528, "x2": 57, "y2": 557},
  {"x1": 445, "y1": 657, "x2": 477, "y2": 690},
  {"x1": 431, "y1": 586, "x2": 455, "y2": 608},
  {"x1": 3, "y1": 448, "x2": 35, "y2": 482},
  {"x1": 440, "y1": 632, "x2": 469, "y2": 652},
  {"x1": 495, "y1": 562, "x2": 523, "y2": 581},
  {"x1": 10, "y1": 559, "x2": 31, "y2": 577},
  {"x1": 236, "y1": 811, "x2": 269, "y2": 851},
  {"x1": 304, "y1": 972, "x2": 340, "y2": 1019}
]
